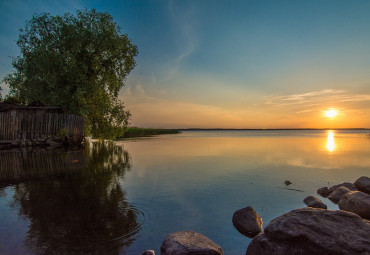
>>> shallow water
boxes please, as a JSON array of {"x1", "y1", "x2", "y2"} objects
[{"x1": 0, "y1": 130, "x2": 369, "y2": 254}]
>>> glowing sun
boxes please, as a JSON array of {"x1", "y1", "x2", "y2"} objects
[{"x1": 325, "y1": 109, "x2": 338, "y2": 118}]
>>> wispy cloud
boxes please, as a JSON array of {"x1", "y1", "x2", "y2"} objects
[
  {"x1": 267, "y1": 89, "x2": 370, "y2": 108},
  {"x1": 167, "y1": 0, "x2": 198, "y2": 63},
  {"x1": 296, "y1": 109, "x2": 315, "y2": 114},
  {"x1": 273, "y1": 89, "x2": 346, "y2": 102},
  {"x1": 337, "y1": 94, "x2": 370, "y2": 102},
  {"x1": 121, "y1": 84, "x2": 370, "y2": 128}
]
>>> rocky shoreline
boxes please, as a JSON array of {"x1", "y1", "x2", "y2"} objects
[{"x1": 142, "y1": 176, "x2": 370, "y2": 255}]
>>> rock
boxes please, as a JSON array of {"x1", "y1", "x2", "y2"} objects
[
  {"x1": 317, "y1": 186, "x2": 330, "y2": 198},
  {"x1": 328, "y1": 182, "x2": 358, "y2": 194},
  {"x1": 284, "y1": 180, "x2": 292, "y2": 185},
  {"x1": 354, "y1": 176, "x2": 370, "y2": 194},
  {"x1": 303, "y1": 196, "x2": 327, "y2": 209},
  {"x1": 327, "y1": 186, "x2": 351, "y2": 204},
  {"x1": 142, "y1": 250, "x2": 155, "y2": 255},
  {"x1": 246, "y1": 208, "x2": 370, "y2": 255},
  {"x1": 160, "y1": 231, "x2": 223, "y2": 255},
  {"x1": 232, "y1": 206, "x2": 263, "y2": 238},
  {"x1": 339, "y1": 191, "x2": 370, "y2": 220}
]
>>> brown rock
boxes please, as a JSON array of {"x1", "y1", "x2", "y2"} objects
[
  {"x1": 317, "y1": 186, "x2": 330, "y2": 198},
  {"x1": 303, "y1": 196, "x2": 327, "y2": 209},
  {"x1": 161, "y1": 231, "x2": 223, "y2": 255},
  {"x1": 328, "y1": 182, "x2": 358, "y2": 194},
  {"x1": 232, "y1": 206, "x2": 263, "y2": 238},
  {"x1": 354, "y1": 176, "x2": 370, "y2": 194},
  {"x1": 246, "y1": 208, "x2": 370, "y2": 255},
  {"x1": 339, "y1": 191, "x2": 370, "y2": 220},
  {"x1": 327, "y1": 186, "x2": 351, "y2": 204}
]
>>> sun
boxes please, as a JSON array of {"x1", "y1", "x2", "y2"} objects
[{"x1": 325, "y1": 109, "x2": 338, "y2": 118}]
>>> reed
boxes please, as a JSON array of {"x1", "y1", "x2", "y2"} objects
[{"x1": 119, "y1": 127, "x2": 180, "y2": 138}]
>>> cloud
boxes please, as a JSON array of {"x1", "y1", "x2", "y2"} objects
[
  {"x1": 267, "y1": 89, "x2": 370, "y2": 108},
  {"x1": 121, "y1": 83, "x2": 370, "y2": 128},
  {"x1": 167, "y1": 0, "x2": 198, "y2": 63},
  {"x1": 296, "y1": 109, "x2": 315, "y2": 114},
  {"x1": 337, "y1": 94, "x2": 370, "y2": 102},
  {"x1": 273, "y1": 89, "x2": 346, "y2": 102}
]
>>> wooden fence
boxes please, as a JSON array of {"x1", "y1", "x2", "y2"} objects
[{"x1": 0, "y1": 108, "x2": 84, "y2": 141}]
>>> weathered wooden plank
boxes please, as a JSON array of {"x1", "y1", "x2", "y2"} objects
[{"x1": 1, "y1": 109, "x2": 85, "y2": 142}]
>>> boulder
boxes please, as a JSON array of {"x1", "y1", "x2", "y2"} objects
[
  {"x1": 232, "y1": 206, "x2": 263, "y2": 238},
  {"x1": 327, "y1": 186, "x2": 351, "y2": 204},
  {"x1": 246, "y1": 208, "x2": 370, "y2": 255},
  {"x1": 328, "y1": 182, "x2": 357, "y2": 194},
  {"x1": 303, "y1": 196, "x2": 327, "y2": 209},
  {"x1": 354, "y1": 176, "x2": 370, "y2": 194},
  {"x1": 339, "y1": 191, "x2": 370, "y2": 220},
  {"x1": 161, "y1": 231, "x2": 223, "y2": 255},
  {"x1": 317, "y1": 186, "x2": 330, "y2": 198}
]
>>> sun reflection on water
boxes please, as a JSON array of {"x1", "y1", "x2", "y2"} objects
[{"x1": 326, "y1": 131, "x2": 335, "y2": 152}]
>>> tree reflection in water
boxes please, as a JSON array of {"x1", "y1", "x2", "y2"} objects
[{"x1": 9, "y1": 141, "x2": 141, "y2": 254}]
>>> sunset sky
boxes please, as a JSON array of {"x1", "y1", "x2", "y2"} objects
[{"x1": 1, "y1": 0, "x2": 370, "y2": 128}]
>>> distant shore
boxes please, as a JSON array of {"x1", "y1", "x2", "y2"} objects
[
  {"x1": 178, "y1": 128, "x2": 370, "y2": 131},
  {"x1": 116, "y1": 127, "x2": 370, "y2": 139},
  {"x1": 118, "y1": 127, "x2": 181, "y2": 138}
]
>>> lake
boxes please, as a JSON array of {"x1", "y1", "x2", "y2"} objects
[{"x1": 1, "y1": 130, "x2": 369, "y2": 254}]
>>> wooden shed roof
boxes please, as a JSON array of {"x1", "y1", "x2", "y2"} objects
[{"x1": 0, "y1": 103, "x2": 64, "y2": 112}]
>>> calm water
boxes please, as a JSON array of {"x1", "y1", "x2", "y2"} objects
[{"x1": 0, "y1": 130, "x2": 370, "y2": 254}]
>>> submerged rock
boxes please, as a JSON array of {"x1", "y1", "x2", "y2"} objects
[
  {"x1": 246, "y1": 208, "x2": 370, "y2": 255},
  {"x1": 354, "y1": 176, "x2": 370, "y2": 194},
  {"x1": 327, "y1": 186, "x2": 351, "y2": 204},
  {"x1": 232, "y1": 206, "x2": 263, "y2": 238},
  {"x1": 317, "y1": 186, "x2": 330, "y2": 198},
  {"x1": 339, "y1": 191, "x2": 370, "y2": 220},
  {"x1": 161, "y1": 231, "x2": 223, "y2": 255},
  {"x1": 303, "y1": 196, "x2": 327, "y2": 209}
]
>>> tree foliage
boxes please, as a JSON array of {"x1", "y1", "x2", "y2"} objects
[{"x1": 3, "y1": 9, "x2": 138, "y2": 139}]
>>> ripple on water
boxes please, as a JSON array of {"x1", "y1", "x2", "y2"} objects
[{"x1": 105, "y1": 204, "x2": 146, "y2": 242}]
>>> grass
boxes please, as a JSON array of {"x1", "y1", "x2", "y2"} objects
[{"x1": 119, "y1": 127, "x2": 180, "y2": 138}]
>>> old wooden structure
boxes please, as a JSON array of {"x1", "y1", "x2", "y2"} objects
[{"x1": 0, "y1": 103, "x2": 84, "y2": 146}]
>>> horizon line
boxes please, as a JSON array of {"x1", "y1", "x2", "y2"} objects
[{"x1": 174, "y1": 128, "x2": 370, "y2": 131}]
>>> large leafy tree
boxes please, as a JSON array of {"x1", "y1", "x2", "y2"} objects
[{"x1": 3, "y1": 9, "x2": 138, "y2": 139}]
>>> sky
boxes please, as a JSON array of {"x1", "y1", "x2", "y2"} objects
[{"x1": 1, "y1": 0, "x2": 370, "y2": 129}]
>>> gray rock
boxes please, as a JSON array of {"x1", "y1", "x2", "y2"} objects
[
  {"x1": 354, "y1": 176, "x2": 370, "y2": 194},
  {"x1": 339, "y1": 191, "x2": 370, "y2": 220},
  {"x1": 327, "y1": 186, "x2": 351, "y2": 204},
  {"x1": 317, "y1": 186, "x2": 330, "y2": 198},
  {"x1": 246, "y1": 208, "x2": 370, "y2": 255},
  {"x1": 303, "y1": 196, "x2": 327, "y2": 209},
  {"x1": 161, "y1": 231, "x2": 223, "y2": 255},
  {"x1": 142, "y1": 250, "x2": 155, "y2": 255},
  {"x1": 328, "y1": 182, "x2": 358, "y2": 194},
  {"x1": 232, "y1": 206, "x2": 263, "y2": 238}
]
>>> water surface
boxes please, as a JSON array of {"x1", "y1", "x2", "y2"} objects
[{"x1": 0, "y1": 130, "x2": 369, "y2": 254}]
